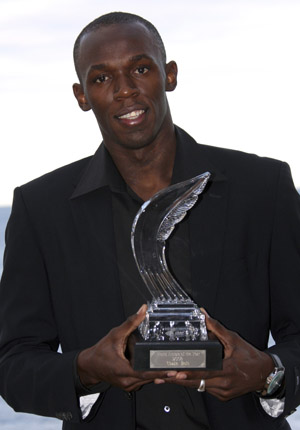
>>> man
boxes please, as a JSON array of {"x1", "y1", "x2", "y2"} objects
[{"x1": 0, "y1": 12, "x2": 300, "y2": 430}]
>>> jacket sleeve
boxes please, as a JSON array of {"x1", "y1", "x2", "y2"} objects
[
  {"x1": 0, "y1": 187, "x2": 82, "y2": 423},
  {"x1": 267, "y1": 162, "x2": 300, "y2": 416}
]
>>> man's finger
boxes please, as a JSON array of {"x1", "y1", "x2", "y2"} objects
[
  {"x1": 201, "y1": 308, "x2": 234, "y2": 346},
  {"x1": 166, "y1": 369, "x2": 222, "y2": 382}
]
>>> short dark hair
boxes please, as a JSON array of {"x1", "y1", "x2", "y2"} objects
[{"x1": 73, "y1": 12, "x2": 167, "y2": 78}]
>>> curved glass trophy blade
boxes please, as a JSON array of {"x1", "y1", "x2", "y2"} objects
[{"x1": 131, "y1": 172, "x2": 211, "y2": 342}]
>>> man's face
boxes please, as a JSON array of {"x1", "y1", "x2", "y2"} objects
[{"x1": 73, "y1": 23, "x2": 177, "y2": 152}]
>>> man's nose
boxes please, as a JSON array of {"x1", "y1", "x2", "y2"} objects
[{"x1": 113, "y1": 74, "x2": 139, "y2": 100}]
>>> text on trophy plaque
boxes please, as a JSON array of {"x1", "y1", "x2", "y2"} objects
[{"x1": 149, "y1": 350, "x2": 206, "y2": 368}]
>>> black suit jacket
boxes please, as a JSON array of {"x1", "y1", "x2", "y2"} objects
[{"x1": 0, "y1": 127, "x2": 300, "y2": 429}]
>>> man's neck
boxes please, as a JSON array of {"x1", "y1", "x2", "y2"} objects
[{"x1": 105, "y1": 129, "x2": 177, "y2": 202}]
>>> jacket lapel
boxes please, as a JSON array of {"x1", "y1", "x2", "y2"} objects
[
  {"x1": 174, "y1": 127, "x2": 229, "y2": 314},
  {"x1": 190, "y1": 178, "x2": 228, "y2": 314},
  {"x1": 69, "y1": 148, "x2": 126, "y2": 336}
]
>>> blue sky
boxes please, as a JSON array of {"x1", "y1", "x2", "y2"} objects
[{"x1": 1, "y1": 0, "x2": 300, "y2": 204}]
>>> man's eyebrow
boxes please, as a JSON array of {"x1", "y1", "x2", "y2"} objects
[
  {"x1": 129, "y1": 54, "x2": 153, "y2": 62},
  {"x1": 89, "y1": 63, "x2": 106, "y2": 72}
]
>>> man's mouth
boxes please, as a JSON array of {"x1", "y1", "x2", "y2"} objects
[{"x1": 118, "y1": 109, "x2": 145, "y2": 120}]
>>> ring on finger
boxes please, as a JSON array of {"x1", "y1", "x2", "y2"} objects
[{"x1": 197, "y1": 379, "x2": 206, "y2": 392}]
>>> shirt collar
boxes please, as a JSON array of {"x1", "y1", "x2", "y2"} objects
[
  {"x1": 71, "y1": 125, "x2": 226, "y2": 200},
  {"x1": 71, "y1": 143, "x2": 126, "y2": 199}
]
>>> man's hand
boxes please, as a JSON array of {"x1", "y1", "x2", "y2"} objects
[
  {"x1": 77, "y1": 304, "x2": 174, "y2": 392},
  {"x1": 161, "y1": 309, "x2": 274, "y2": 401}
]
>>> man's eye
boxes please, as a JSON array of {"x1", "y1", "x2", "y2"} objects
[
  {"x1": 95, "y1": 75, "x2": 108, "y2": 83},
  {"x1": 134, "y1": 66, "x2": 149, "y2": 75}
]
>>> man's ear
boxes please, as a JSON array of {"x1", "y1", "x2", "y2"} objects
[
  {"x1": 165, "y1": 61, "x2": 178, "y2": 92},
  {"x1": 72, "y1": 83, "x2": 91, "y2": 112}
]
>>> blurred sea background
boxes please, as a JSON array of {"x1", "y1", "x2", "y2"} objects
[{"x1": 0, "y1": 206, "x2": 299, "y2": 429}]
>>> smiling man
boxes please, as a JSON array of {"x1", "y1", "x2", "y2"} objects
[
  {"x1": 72, "y1": 17, "x2": 178, "y2": 202},
  {"x1": 0, "y1": 12, "x2": 300, "y2": 430}
]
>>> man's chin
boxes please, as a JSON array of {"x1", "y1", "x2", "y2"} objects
[
  {"x1": 106, "y1": 133, "x2": 156, "y2": 151},
  {"x1": 119, "y1": 139, "x2": 153, "y2": 150}
]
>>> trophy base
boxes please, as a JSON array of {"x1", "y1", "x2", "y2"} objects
[{"x1": 129, "y1": 331, "x2": 223, "y2": 371}]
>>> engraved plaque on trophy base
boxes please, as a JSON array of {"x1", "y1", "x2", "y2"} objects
[{"x1": 130, "y1": 331, "x2": 223, "y2": 371}]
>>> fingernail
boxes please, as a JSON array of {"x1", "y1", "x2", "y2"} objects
[
  {"x1": 137, "y1": 304, "x2": 145, "y2": 314},
  {"x1": 177, "y1": 373, "x2": 187, "y2": 380},
  {"x1": 200, "y1": 307, "x2": 209, "y2": 317},
  {"x1": 167, "y1": 371, "x2": 177, "y2": 377}
]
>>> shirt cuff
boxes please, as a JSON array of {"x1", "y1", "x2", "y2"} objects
[
  {"x1": 80, "y1": 393, "x2": 101, "y2": 419},
  {"x1": 259, "y1": 397, "x2": 285, "y2": 417}
]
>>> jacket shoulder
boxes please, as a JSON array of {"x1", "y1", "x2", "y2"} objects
[
  {"x1": 199, "y1": 143, "x2": 283, "y2": 172},
  {"x1": 197, "y1": 143, "x2": 288, "y2": 191},
  {"x1": 19, "y1": 156, "x2": 92, "y2": 199}
]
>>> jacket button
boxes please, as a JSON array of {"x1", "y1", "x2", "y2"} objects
[{"x1": 164, "y1": 405, "x2": 171, "y2": 413}]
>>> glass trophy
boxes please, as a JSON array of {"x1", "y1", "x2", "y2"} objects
[{"x1": 130, "y1": 172, "x2": 223, "y2": 370}]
